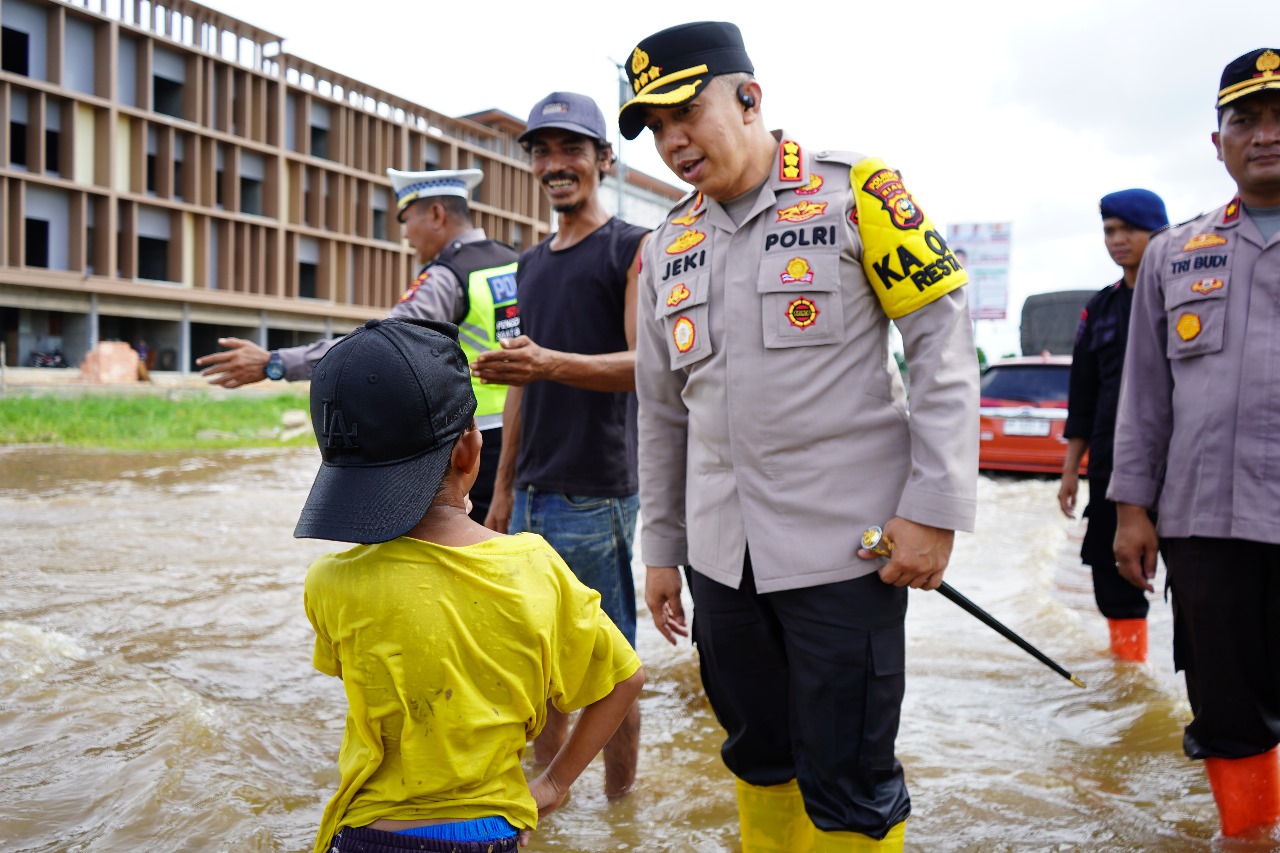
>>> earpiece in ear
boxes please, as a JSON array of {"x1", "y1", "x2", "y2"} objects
[{"x1": 737, "y1": 85, "x2": 756, "y2": 109}]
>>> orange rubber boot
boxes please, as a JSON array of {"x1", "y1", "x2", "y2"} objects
[
  {"x1": 1204, "y1": 747, "x2": 1280, "y2": 837},
  {"x1": 1107, "y1": 618, "x2": 1148, "y2": 663}
]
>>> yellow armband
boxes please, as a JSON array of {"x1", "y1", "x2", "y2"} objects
[{"x1": 852, "y1": 157, "x2": 968, "y2": 319}]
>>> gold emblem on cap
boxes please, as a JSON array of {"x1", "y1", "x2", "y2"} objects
[
  {"x1": 632, "y1": 48, "x2": 650, "y2": 75},
  {"x1": 1258, "y1": 49, "x2": 1279, "y2": 75}
]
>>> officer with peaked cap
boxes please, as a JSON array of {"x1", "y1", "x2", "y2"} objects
[
  {"x1": 196, "y1": 168, "x2": 519, "y2": 523},
  {"x1": 624, "y1": 20, "x2": 979, "y2": 851},
  {"x1": 1111, "y1": 48, "x2": 1280, "y2": 839},
  {"x1": 1059, "y1": 188, "x2": 1168, "y2": 664}
]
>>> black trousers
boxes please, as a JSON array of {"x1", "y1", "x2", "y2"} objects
[
  {"x1": 1081, "y1": 478, "x2": 1150, "y2": 619},
  {"x1": 467, "y1": 426, "x2": 503, "y2": 524},
  {"x1": 1164, "y1": 536, "x2": 1280, "y2": 759},
  {"x1": 689, "y1": 552, "x2": 911, "y2": 839}
]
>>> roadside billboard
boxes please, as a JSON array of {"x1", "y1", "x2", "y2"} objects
[{"x1": 948, "y1": 222, "x2": 1011, "y2": 321}]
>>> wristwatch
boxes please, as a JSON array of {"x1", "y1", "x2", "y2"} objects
[{"x1": 264, "y1": 351, "x2": 285, "y2": 381}]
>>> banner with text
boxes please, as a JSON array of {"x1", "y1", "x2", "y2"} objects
[{"x1": 947, "y1": 222, "x2": 1010, "y2": 320}]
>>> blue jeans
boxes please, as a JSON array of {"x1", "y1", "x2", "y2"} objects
[{"x1": 511, "y1": 487, "x2": 639, "y2": 644}]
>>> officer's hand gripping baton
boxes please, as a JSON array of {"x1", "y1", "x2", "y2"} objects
[{"x1": 862, "y1": 526, "x2": 1086, "y2": 689}]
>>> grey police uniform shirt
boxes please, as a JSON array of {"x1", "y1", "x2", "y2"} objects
[
  {"x1": 635, "y1": 134, "x2": 980, "y2": 593},
  {"x1": 1109, "y1": 202, "x2": 1280, "y2": 545},
  {"x1": 275, "y1": 228, "x2": 481, "y2": 381}
]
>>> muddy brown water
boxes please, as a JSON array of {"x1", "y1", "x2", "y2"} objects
[{"x1": 1, "y1": 447, "x2": 1271, "y2": 851}]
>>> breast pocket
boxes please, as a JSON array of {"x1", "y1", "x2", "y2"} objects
[
  {"x1": 1164, "y1": 277, "x2": 1228, "y2": 359},
  {"x1": 655, "y1": 274, "x2": 712, "y2": 369},
  {"x1": 757, "y1": 253, "x2": 844, "y2": 348}
]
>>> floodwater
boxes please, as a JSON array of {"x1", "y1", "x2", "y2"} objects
[{"x1": 0, "y1": 446, "x2": 1274, "y2": 852}]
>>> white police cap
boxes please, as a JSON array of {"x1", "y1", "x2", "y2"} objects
[{"x1": 386, "y1": 168, "x2": 483, "y2": 215}]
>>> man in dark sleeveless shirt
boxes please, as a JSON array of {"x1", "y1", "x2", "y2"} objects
[{"x1": 472, "y1": 92, "x2": 649, "y2": 798}]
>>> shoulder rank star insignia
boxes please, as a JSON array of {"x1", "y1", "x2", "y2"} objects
[
  {"x1": 1183, "y1": 233, "x2": 1228, "y2": 251},
  {"x1": 776, "y1": 201, "x2": 828, "y2": 223},
  {"x1": 780, "y1": 257, "x2": 814, "y2": 285},
  {"x1": 778, "y1": 140, "x2": 803, "y2": 181},
  {"x1": 1224, "y1": 198, "x2": 1241, "y2": 224},
  {"x1": 1191, "y1": 278, "x2": 1224, "y2": 294},
  {"x1": 665, "y1": 229, "x2": 706, "y2": 254},
  {"x1": 795, "y1": 174, "x2": 824, "y2": 195}
]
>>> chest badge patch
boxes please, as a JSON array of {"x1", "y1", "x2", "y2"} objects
[
  {"x1": 671, "y1": 208, "x2": 703, "y2": 227},
  {"x1": 786, "y1": 297, "x2": 820, "y2": 329},
  {"x1": 1183, "y1": 233, "x2": 1228, "y2": 251},
  {"x1": 667, "y1": 283, "x2": 691, "y2": 307},
  {"x1": 1191, "y1": 278, "x2": 1224, "y2": 294},
  {"x1": 672, "y1": 316, "x2": 696, "y2": 353},
  {"x1": 776, "y1": 201, "x2": 827, "y2": 223},
  {"x1": 666, "y1": 229, "x2": 706, "y2": 254},
  {"x1": 780, "y1": 257, "x2": 815, "y2": 285},
  {"x1": 1176, "y1": 313, "x2": 1202, "y2": 341},
  {"x1": 861, "y1": 168, "x2": 924, "y2": 230},
  {"x1": 795, "y1": 174, "x2": 823, "y2": 195}
]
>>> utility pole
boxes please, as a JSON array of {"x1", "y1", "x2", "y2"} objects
[{"x1": 610, "y1": 58, "x2": 629, "y2": 218}]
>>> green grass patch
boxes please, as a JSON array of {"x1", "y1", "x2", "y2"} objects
[{"x1": 0, "y1": 392, "x2": 318, "y2": 450}]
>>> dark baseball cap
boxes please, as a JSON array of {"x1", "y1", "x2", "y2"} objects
[
  {"x1": 294, "y1": 317, "x2": 477, "y2": 544},
  {"x1": 518, "y1": 92, "x2": 608, "y2": 146},
  {"x1": 618, "y1": 21, "x2": 754, "y2": 140},
  {"x1": 1218, "y1": 48, "x2": 1280, "y2": 108}
]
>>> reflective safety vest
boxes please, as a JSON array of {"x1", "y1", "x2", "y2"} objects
[{"x1": 433, "y1": 240, "x2": 520, "y2": 420}]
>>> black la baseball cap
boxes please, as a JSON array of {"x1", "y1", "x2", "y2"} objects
[
  {"x1": 1217, "y1": 48, "x2": 1280, "y2": 108},
  {"x1": 294, "y1": 317, "x2": 477, "y2": 544},
  {"x1": 618, "y1": 21, "x2": 754, "y2": 141}
]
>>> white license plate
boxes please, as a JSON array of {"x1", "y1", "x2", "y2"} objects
[{"x1": 1003, "y1": 419, "x2": 1050, "y2": 437}]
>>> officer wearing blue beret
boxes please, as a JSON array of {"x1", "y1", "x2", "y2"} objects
[{"x1": 1059, "y1": 188, "x2": 1168, "y2": 664}]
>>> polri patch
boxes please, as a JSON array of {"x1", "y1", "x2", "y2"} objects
[
  {"x1": 795, "y1": 174, "x2": 823, "y2": 195},
  {"x1": 1176, "y1": 313, "x2": 1202, "y2": 341},
  {"x1": 667, "y1": 283, "x2": 691, "y2": 307},
  {"x1": 1191, "y1": 278, "x2": 1224, "y2": 294},
  {"x1": 861, "y1": 168, "x2": 923, "y2": 230}
]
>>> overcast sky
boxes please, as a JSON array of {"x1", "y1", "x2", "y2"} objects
[{"x1": 205, "y1": 0, "x2": 1269, "y2": 357}]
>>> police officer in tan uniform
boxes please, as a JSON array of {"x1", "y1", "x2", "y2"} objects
[
  {"x1": 1111, "y1": 47, "x2": 1280, "y2": 839},
  {"x1": 621, "y1": 21, "x2": 979, "y2": 852}
]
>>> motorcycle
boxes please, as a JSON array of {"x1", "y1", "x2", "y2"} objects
[{"x1": 28, "y1": 348, "x2": 69, "y2": 368}]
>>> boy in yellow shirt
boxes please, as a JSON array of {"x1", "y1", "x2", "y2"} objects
[{"x1": 294, "y1": 317, "x2": 644, "y2": 853}]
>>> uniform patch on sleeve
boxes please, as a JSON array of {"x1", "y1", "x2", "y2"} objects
[
  {"x1": 398, "y1": 269, "x2": 430, "y2": 304},
  {"x1": 851, "y1": 157, "x2": 968, "y2": 319}
]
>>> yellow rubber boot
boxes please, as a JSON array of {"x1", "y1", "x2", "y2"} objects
[
  {"x1": 1107, "y1": 618, "x2": 1148, "y2": 663},
  {"x1": 811, "y1": 820, "x2": 906, "y2": 852},
  {"x1": 1204, "y1": 747, "x2": 1280, "y2": 837},
  {"x1": 735, "y1": 777, "x2": 815, "y2": 852}
]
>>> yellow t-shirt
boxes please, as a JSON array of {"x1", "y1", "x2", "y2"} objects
[{"x1": 303, "y1": 532, "x2": 641, "y2": 853}]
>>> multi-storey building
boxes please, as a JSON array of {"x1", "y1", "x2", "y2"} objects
[{"x1": 0, "y1": 0, "x2": 682, "y2": 373}]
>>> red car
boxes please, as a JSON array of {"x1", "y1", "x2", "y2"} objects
[{"x1": 978, "y1": 355, "x2": 1086, "y2": 475}]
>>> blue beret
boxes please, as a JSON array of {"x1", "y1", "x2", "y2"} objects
[{"x1": 1099, "y1": 189, "x2": 1168, "y2": 232}]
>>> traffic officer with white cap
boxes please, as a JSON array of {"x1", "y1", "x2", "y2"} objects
[
  {"x1": 196, "y1": 168, "x2": 519, "y2": 523},
  {"x1": 622, "y1": 20, "x2": 979, "y2": 852},
  {"x1": 1111, "y1": 47, "x2": 1280, "y2": 839}
]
